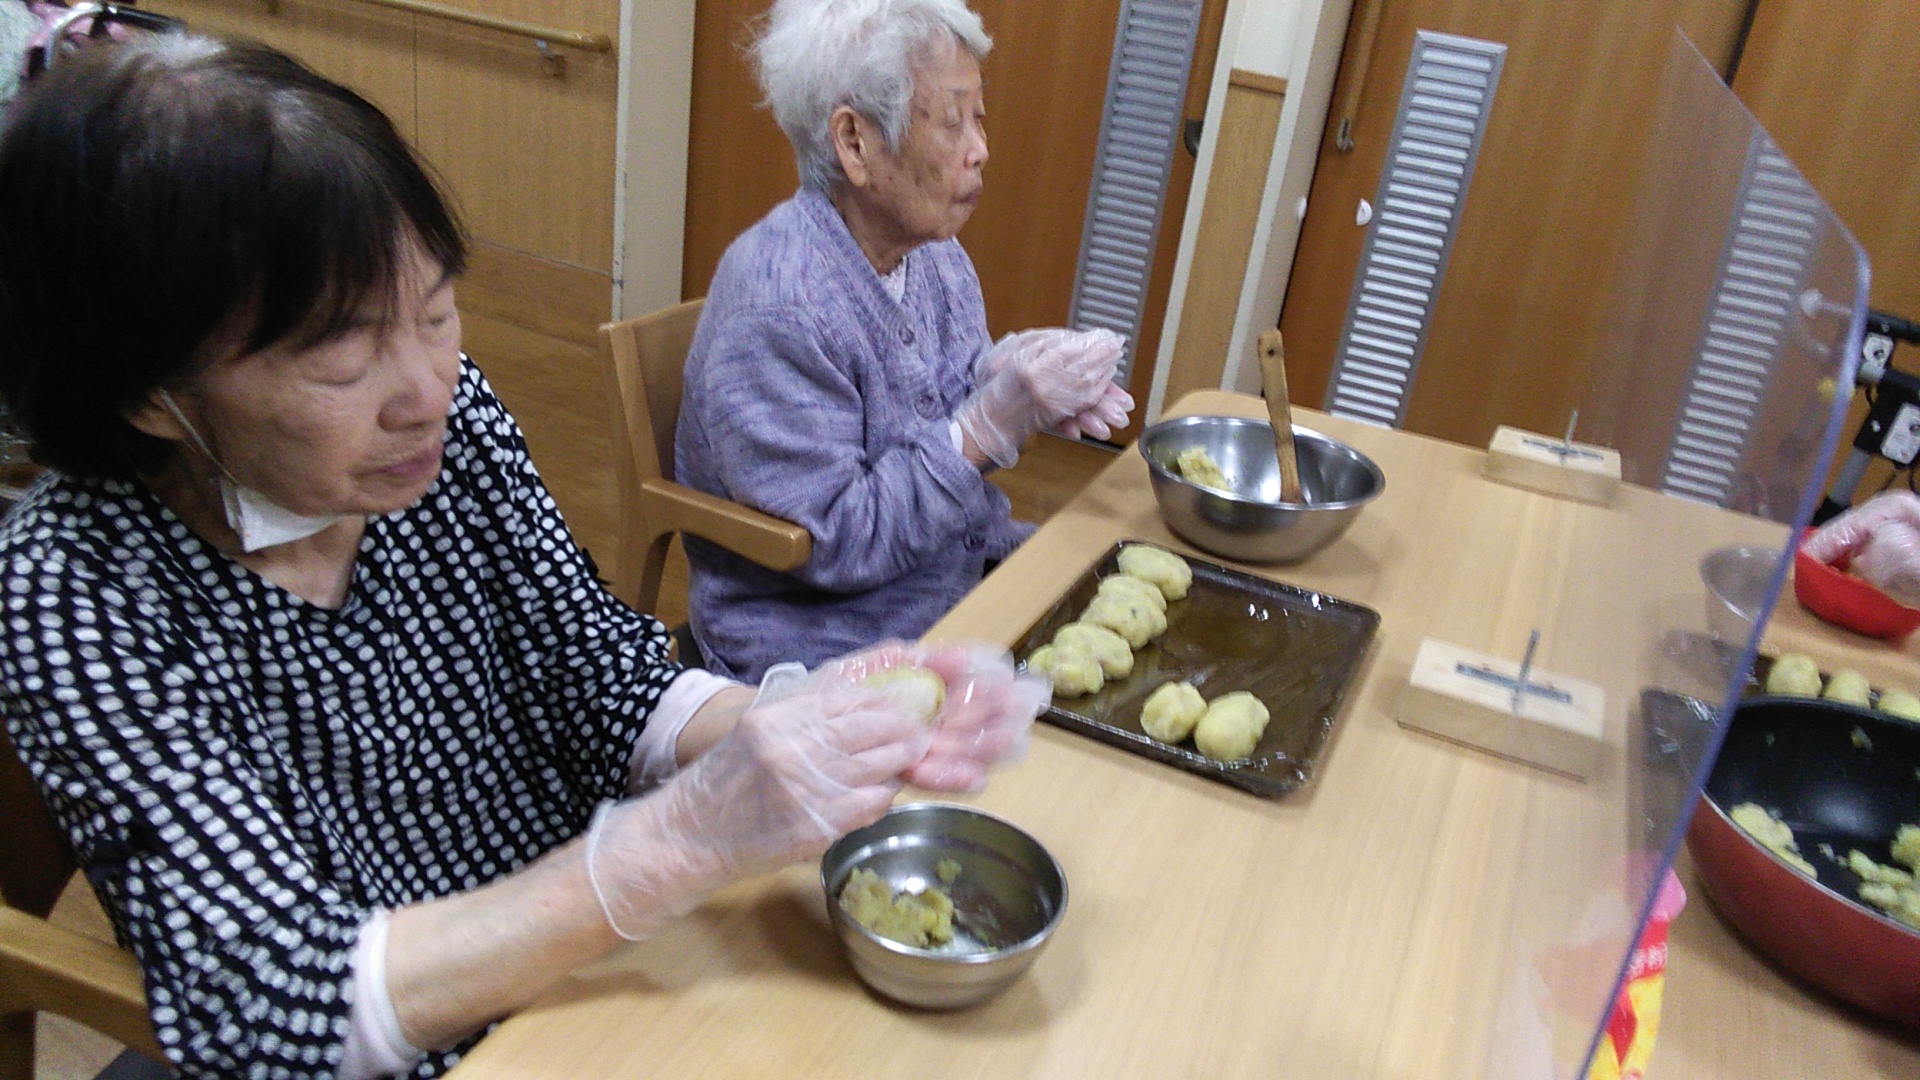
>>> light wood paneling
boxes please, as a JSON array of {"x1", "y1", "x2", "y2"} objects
[
  {"x1": 1734, "y1": 0, "x2": 1920, "y2": 325},
  {"x1": 145, "y1": 0, "x2": 418, "y2": 136},
  {"x1": 461, "y1": 306, "x2": 619, "y2": 564},
  {"x1": 1280, "y1": 0, "x2": 1751, "y2": 449},
  {"x1": 460, "y1": 240, "x2": 611, "y2": 347},
  {"x1": 415, "y1": 4, "x2": 620, "y2": 271},
  {"x1": 1161, "y1": 71, "x2": 1287, "y2": 409}
]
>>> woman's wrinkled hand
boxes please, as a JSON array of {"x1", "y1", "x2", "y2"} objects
[
  {"x1": 583, "y1": 641, "x2": 1046, "y2": 940},
  {"x1": 1802, "y1": 491, "x2": 1920, "y2": 607},
  {"x1": 756, "y1": 639, "x2": 1047, "y2": 793},
  {"x1": 585, "y1": 683, "x2": 926, "y2": 940}
]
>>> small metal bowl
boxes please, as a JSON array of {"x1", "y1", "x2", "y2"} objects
[
  {"x1": 821, "y1": 802, "x2": 1067, "y2": 1009},
  {"x1": 1138, "y1": 415, "x2": 1385, "y2": 563},
  {"x1": 1700, "y1": 544, "x2": 1779, "y2": 645}
]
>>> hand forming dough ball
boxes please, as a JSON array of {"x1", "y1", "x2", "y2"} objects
[
  {"x1": 1194, "y1": 690, "x2": 1271, "y2": 762},
  {"x1": 1764, "y1": 652, "x2": 1822, "y2": 697},
  {"x1": 1082, "y1": 591, "x2": 1167, "y2": 649},
  {"x1": 1879, "y1": 688, "x2": 1920, "y2": 722},
  {"x1": 1097, "y1": 572, "x2": 1167, "y2": 614},
  {"x1": 859, "y1": 668, "x2": 948, "y2": 725},
  {"x1": 1823, "y1": 668, "x2": 1873, "y2": 708},
  {"x1": 1053, "y1": 622, "x2": 1134, "y2": 679},
  {"x1": 1117, "y1": 543, "x2": 1192, "y2": 602},
  {"x1": 1026, "y1": 644, "x2": 1104, "y2": 698},
  {"x1": 1140, "y1": 681, "x2": 1206, "y2": 744},
  {"x1": 1174, "y1": 447, "x2": 1230, "y2": 491}
]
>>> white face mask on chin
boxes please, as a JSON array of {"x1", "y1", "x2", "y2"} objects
[{"x1": 157, "y1": 390, "x2": 354, "y2": 553}]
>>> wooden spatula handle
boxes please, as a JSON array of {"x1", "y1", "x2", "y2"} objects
[{"x1": 1257, "y1": 330, "x2": 1304, "y2": 502}]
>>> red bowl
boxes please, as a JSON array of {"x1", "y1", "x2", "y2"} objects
[{"x1": 1794, "y1": 540, "x2": 1920, "y2": 639}]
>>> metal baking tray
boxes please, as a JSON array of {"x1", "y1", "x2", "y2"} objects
[{"x1": 1012, "y1": 542, "x2": 1380, "y2": 796}]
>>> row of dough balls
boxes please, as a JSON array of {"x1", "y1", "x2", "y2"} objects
[
  {"x1": 1764, "y1": 653, "x2": 1920, "y2": 719},
  {"x1": 1026, "y1": 545, "x2": 1194, "y2": 697},
  {"x1": 1142, "y1": 683, "x2": 1272, "y2": 762}
]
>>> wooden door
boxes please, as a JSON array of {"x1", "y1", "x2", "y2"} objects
[
  {"x1": 1732, "y1": 0, "x2": 1920, "y2": 499},
  {"x1": 683, "y1": 0, "x2": 1224, "y2": 429},
  {"x1": 1734, "y1": 0, "x2": 1920, "y2": 324},
  {"x1": 1278, "y1": 0, "x2": 1751, "y2": 449}
]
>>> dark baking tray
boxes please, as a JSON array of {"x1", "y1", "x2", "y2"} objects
[{"x1": 1012, "y1": 542, "x2": 1380, "y2": 796}]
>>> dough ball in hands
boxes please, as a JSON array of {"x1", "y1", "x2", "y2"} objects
[
  {"x1": 1053, "y1": 622, "x2": 1134, "y2": 679},
  {"x1": 1097, "y1": 573, "x2": 1167, "y2": 614},
  {"x1": 1118, "y1": 543, "x2": 1193, "y2": 601},
  {"x1": 1082, "y1": 591, "x2": 1167, "y2": 649},
  {"x1": 1027, "y1": 644, "x2": 1104, "y2": 698},
  {"x1": 1822, "y1": 668, "x2": 1873, "y2": 708},
  {"x1": 1140, "y1": 681, "x2": 1206, "y2": 744},
  {"x1": 1194, "y1": 691, "x2": 1271, "y2": 762},
  {"x1": 897, "y1": 642, "x2": 1050, "y2": 793},
  {"x1": 859, "y1": 668, "x2": 947, "y2": 725},
  {"x1": 1764, "y1": 653, "x2": 1822, "y2": 697}
]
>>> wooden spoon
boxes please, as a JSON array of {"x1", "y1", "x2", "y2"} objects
[{"x1": 1256, "y1": 329, "x2": 1304, "y2": 502}]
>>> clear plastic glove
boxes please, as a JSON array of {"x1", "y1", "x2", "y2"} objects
[
  {"x1": 585, "y1": 683, "x2": 927, "y2": 940},
  {"x1": 1802, "y1": 491, "x2": 1920, "y2": 607},
  {"x1": 757, "y1": 639, "x2": 1048, "y2": 792},
  {"x1": 584, "y1": 641, "x2": 1046, "y2": 940},
  {"x1": 956, "y1": 328, "x2": 1129, "y2": 467}
]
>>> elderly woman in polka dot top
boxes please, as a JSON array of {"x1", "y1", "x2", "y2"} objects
[
  {"x1": 675, "y1": 0, "x2": 1137, "y2": 681},
  {"x1": 0, "y1": 35, "x2": 1042, "y2": 1079}
]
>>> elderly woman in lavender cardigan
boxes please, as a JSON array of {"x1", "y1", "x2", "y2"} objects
[{"x1": 676, "y1": 0, "x2": 1132, "y2": 680}]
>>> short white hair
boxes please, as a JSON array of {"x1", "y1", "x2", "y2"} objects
[{"x1": 752, "y1": 0, "x2": 992, "y2": 191}]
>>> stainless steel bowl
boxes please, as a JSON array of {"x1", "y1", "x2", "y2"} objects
[
  {"x1": 1700, "y1": 544, "x2": 1778, "y2": 646},
  {"x1": 821, "y1": 802, "x2": 1067, "y2": 1009},
  {"x1": 1138, "y1": 415, "x2": 1385, "y2": 563}
]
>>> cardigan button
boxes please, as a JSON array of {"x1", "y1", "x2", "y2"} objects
[
  {"x1": 899, "y1": 327, "x2": 915, "y2": 345},
  {"x1": 915, "y1": 393, "x2": 938, "y2": 418}
]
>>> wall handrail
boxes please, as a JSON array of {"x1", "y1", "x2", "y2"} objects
[{"x1": 319, "y1": 0, "x2": 611, "y2": 53}]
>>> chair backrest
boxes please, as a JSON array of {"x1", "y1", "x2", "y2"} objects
[
  {"x1": 599, "y1": 298, "x2": 812, "y2": 617},
  {"x1": 1, "y1": 726, "x2": 75, "y2": 919},
  {"x1": 600, "y1": 299, "x2": 705, "y2": 614},
  {"x1": 2, "y1": 729, "x2": 164, "y2": 1064},
  {"x1": 604, "y1": 298, "x2": 704, "y2": 488}
]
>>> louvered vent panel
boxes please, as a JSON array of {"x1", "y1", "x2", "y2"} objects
[
  {"x1": 1067, "y1": 0, "x2": 1204, "y2": 382},
  {"x1": 1657, "y1": 137, "x2": 1817, "y2": 505},
  {"x1": 1322, "y1": 31, "x2": 1507, "y2": 428}
]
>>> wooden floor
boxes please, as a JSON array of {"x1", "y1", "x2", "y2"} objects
[{"x1": 25, "y1": 430, "x2": 1116, "y2": 1080}]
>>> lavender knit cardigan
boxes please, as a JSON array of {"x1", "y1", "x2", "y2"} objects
[{"x1": 674, "y1": 189, "x2": 1032, "y2": 680}]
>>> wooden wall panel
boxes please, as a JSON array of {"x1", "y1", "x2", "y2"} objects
[
  {"x1": 146, "y1": 0, "x2": 417, "y2": 137},
  {"x1": 414, "y1": 1, "x2": 621, "y2": 272},
  {"x1": 1280, "y1": 0, "x2": 1750, "y2": 450}
]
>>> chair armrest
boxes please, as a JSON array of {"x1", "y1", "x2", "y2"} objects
[
  {"x1": 639, "y1": 479, "x2": 812, "y2": 573},
  {"x1": 0, "y1": 907, "x2": 160, "y2": 1059}
]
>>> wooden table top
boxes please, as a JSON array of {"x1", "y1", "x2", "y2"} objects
[{"x1": 451, "y1": 392, "x2": 1920, "y2": 1078}]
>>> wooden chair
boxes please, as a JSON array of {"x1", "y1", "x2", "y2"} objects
[
  {"x1": 600, "y1": 299, "x2": 812, "y2": 616},
  {"x1": 1, "y1": 729, "x2": 162, "y2": 1080}
]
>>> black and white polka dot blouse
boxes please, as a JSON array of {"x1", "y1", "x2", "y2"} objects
[{"x1": 1, "y1": 360, "x2": 678, "y2": 1077}]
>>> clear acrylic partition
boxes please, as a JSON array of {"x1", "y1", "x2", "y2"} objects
[{"x1": 1457, "y1": 34, "x2": 1867, "y2": 1078}]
